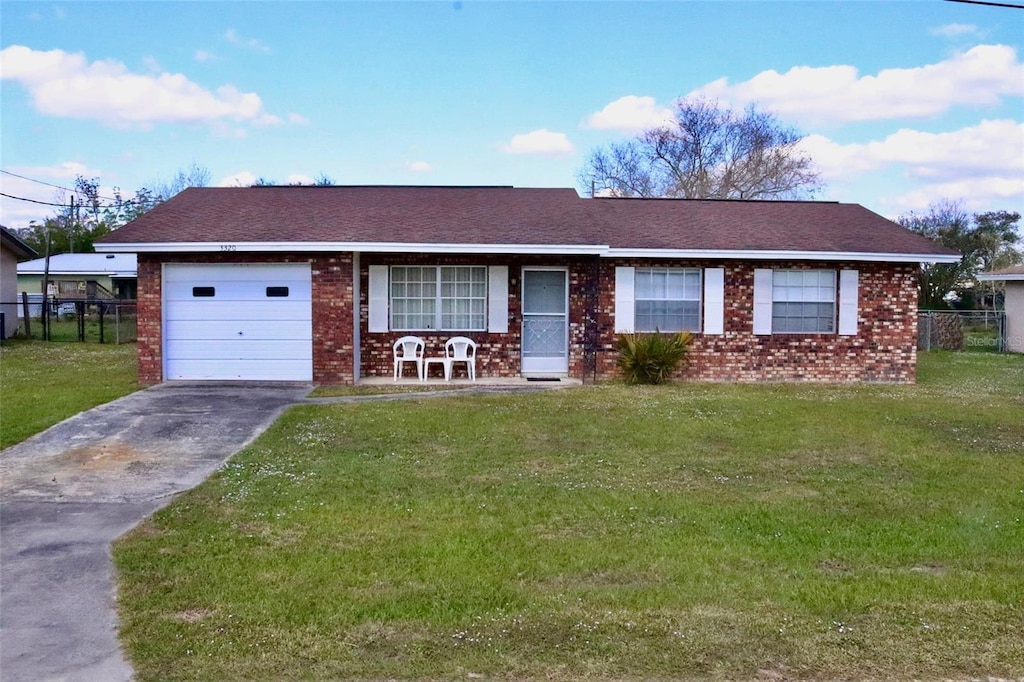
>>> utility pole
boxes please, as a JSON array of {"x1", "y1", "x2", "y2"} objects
[
  {"x1": 42, "y1": 223, "x2": 52, "y2": 341},
  {"x1": 68, "y1": 195, "x2": 75, "y2": 254}
]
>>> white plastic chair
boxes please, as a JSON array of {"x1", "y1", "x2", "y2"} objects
[
  {"x1": 444, "y1": 336, "x2": 477, "y2": 381},
  {"x1": 393, "y1": 336, "x2": 425, "y2": 381}
]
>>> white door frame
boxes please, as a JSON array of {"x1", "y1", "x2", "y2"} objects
[{"x1": 520, "y1": 266, "x2": 569, "y2": 374}]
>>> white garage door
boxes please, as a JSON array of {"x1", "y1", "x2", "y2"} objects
[{"x1": 164, "y1": 263, "x2": 313, "y2": 381}]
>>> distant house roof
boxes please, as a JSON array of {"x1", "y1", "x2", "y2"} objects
[
  {"x1": 96, "y1": 186, "x2": 960, "y2": 263},
  {"x1": 1, "y1": 226, "x2": 38, "y2": 260},
  {"x1": 977, "y1": 265, "x2": 1024, "y2": 282},
  {"x1": 17, "y1": 253, "x2": 138, "y2": 278}
]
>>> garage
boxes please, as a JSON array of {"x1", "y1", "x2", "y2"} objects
[{"x1": 163, "y1": 263, "x2": 313, "y2": 381}]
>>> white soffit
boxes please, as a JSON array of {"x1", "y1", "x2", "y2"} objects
[{"x1": 95, "y1": 241, "x2": 960, "y2": 264}]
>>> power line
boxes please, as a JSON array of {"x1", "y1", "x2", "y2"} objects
[
  {"x1": 945, "y1": 0, "x2": 1024, "y2": 7},
  {"x1": 0, "y1": 192, "x2": 70, "y2": 208},
  {"x1": 0, "y1": 169, "x2": 122, "y2": 202}
]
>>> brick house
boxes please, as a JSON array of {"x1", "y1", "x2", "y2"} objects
[{"x1": 95, "y1": 186, "x2": 958, "y2": 385}]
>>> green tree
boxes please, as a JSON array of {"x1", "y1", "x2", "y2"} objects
[
  {"x1": 13, "y1": 163, "x2": 211, "y2": 256},
  {"x1": 578, "y1": 97, "x2": 823, "y2": 200},
  {"x1": 899, "y1": 200, "x2": 1021, "y2": 309}
]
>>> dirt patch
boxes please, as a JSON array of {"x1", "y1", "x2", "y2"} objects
[{"x1": 61, "y1": 441, "x2": 150, "y2": 470}]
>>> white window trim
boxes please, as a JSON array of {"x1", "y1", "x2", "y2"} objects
[
  {"x1": 368, "y1": 265, "x2": 510, "y2": 334},
  {"x1": 618, "y1": 266, "x2": 724, "y2": 334},
  {"x1": 770, "y1": 269, "x2": 837, "y2": 335},
  {"x1": 633, "y1": 267, "x2": 703, "y2": 333},
  {"x1": 389, "y1": 265, "x2": 488, "y2": 332}
]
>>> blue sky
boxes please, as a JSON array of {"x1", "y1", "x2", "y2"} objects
[{"x1": 2, "y1": 1, "x2": 1022, "y2": 230}]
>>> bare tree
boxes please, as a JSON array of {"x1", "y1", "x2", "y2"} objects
[{"x1": 579, "y1": 98, "x2": 823, "y2": 200}]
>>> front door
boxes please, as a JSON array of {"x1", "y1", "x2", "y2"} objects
[{"x1": 521, "y1": 268, "x2": 569, "y2": 374}]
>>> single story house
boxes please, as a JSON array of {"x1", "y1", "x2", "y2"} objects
[
  {"x1": 94, "y1": 186, "x2": 959, "y2": 385},
  {"x1": 1, "y1": 226, "x2": 39, "y2": 339},
  {"x1": 17, "y1": 252, "x2": 138, "y2": 301},
  {"x1": 977, "y1": 264, "x2": 1024, "y2": 353}
]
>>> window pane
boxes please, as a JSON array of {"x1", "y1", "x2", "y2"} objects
[
  {"x1": 438, "y1": 266, "x2": 487, "y2": 330},
  {"x1": 634, "y1": 268, "x2": 701, "y2": 332}
]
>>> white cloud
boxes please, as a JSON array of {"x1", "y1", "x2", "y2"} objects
[
  {"x1": 405, "y1": 161, "x2": 433, "y2": 173},
  {"x1": 802, "y1": 119, "x2": 1023, "y2": 182},
  {"x1": 194, "y1": 49, "x2": 216, "y2": 63},
  {"x1": 801, "y1": 119, "x2": 1024, "y2": 213},
  {"x1": 930, "y1": 23, "x2": 980, "y2": 38},
  {"x1": 0, "y1": 162, "x2": 103, "y2": 228},
  {"x1": 0, "y1": 45, "x2": 276, "y2": 128},
  {"x1": 287, "y1": 112, "x2": 309, "y2": 125},
  {"x1": 692, "y1": 44, "x2": 1023, "y2": 125},
  {"x1": 224, "y1": 28, "x2": 271, "y2": 53},
  {"x1": 582, "y1": 95, "x2": 674, "y2": 133},
  {"x1": 218, "y1": 171, "x2": 258, "y2": 187},
  {"x1": 888, "y1": 176, "x2": 1023, "y2": 214},
  {"x1": 498, "y1": 129, "x2": 575, "y2": 156}
]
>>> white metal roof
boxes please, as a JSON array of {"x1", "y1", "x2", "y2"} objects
[{"x1": 17, "y1": 253, "x2": 138, "y2": 277}]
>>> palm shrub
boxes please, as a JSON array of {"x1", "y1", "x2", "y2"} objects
[{"x1": 616, "y1": 331, "x2": 694, "y2": 384}]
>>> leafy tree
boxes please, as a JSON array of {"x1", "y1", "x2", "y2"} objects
[
  {"x1": 579, "y1": 97, "x2": 823, "y2": 200},
  {"x1": 13, "y1": 164, "x2": 211, "y2": 256},
  {"x1": 899, "y1": 200, "x2": 1021, "y2": 309}
]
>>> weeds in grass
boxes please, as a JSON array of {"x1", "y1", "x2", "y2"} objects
[
  {"x1": 115, "y1": 352, "x2": 1024, "y2": 680},
  {"x1": 0, "y1": 340, "x2": 138, "y2": 448}
]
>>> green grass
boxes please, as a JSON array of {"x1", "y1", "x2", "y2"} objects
[
  {"x1": 0, "y1": 340, "x2": 139, "y2": 448},
  {"x1": 115, "y1": 352, "x2": 1024, "y2": 680},
  {"x1": 309, "y1": 383, "x2": 481, "y2": 398}
]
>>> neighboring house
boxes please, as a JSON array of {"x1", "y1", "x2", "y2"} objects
[
  {"x1": 1, "y1": 226, "x2": 38, "y2": 339},
  {"x1": 17, "y1": 253, "x2": 138, "y2": 301},
  {"x1": 977, "y1": 265, "x2": 1024, "y2": 353},
  {"x1": 95, "y1": 186, "x2": 959, "y2": 384}
]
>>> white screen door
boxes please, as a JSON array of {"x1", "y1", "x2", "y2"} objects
[{"x1": 521, "y1": 268, "x2": 568, "y2": 373}]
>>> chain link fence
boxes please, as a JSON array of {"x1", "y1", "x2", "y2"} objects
[
  {"x1": 918, "y1": 310, "x2": 1006, "y2": 352},
  {"x1": 1, "y1": 294, "x2": 136, "y2": 343}
]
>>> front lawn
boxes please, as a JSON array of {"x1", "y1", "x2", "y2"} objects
[
  {"x1": 115, "y1": 352, "x2": 1024, "y2": 680},
  {"x1": 0, "y1": 340, "x2": 138, "y2": 448}
]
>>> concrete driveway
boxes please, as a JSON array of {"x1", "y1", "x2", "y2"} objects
[{"x1": 0, "y1": 382, "x2": 310, "y2": 682}]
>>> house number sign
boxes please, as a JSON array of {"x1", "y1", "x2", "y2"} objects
[{"x1": 220, "y1": 244, "x2": 237, "y2": 252}]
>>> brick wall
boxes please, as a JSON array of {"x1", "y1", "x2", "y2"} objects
[
  {"x1": 357, "y1": 254, "x2": 598, "y2": 380},
  {"x1": 594, "y1": 259, "x2": 919, "y2": 383},
  {"x1": 357, "y1": 256, "x2": 917, "y2": 383},
  {"x1": 137, "y1": 253, "x2": 919, "y2": 385},
  {"x1": 135, "y1": 253, "x2": 354, "y2": 385}
]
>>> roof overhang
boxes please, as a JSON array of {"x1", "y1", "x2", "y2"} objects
[
  {"x1": 94, "y1": 241, "x2": 961, "y2": 264},
  {"x1": 94, "y1": 241, "x2": 609, "y2": 256},
  {"x1": 602, "y1": 248, "x2": 961, "y2": 264},
  {"x1": 977, "y1": 273, "x2": 1024, "y2": 282}
]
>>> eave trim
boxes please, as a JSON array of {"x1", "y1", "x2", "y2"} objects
[{"x1": 94, "y1": 241, "x2": 961, "y2": 264}]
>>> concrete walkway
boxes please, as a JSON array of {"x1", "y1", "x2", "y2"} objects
[
  {"x1": 0, "y1": 382, "x2": 310, "y2": 682},
  {"x1": 0, "y1": 379, "x2": 575, "y2": 682}
]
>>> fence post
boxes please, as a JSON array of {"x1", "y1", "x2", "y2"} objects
[{"x1": 21, "y1": 291, "x2": 30, "y2": 338}]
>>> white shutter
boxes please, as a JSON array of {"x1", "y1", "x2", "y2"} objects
[
  {"x1": 752, "y1": 268, "x2": 774, "y2": 335},
  {"x1": 703, "y1": 267, "x2": 725, "y2": 335},
  {"x1": 838, "y1": 269, "x2": 859, "y2": 336},
  {"x1": 368, "y1": 265, "x2": 389, "y2": 333},
  {"x1": 488, "y1": 266, "x2": 509, "y2": 333},
  {"x1": 614, "y1": 266, "x2": 635, "y2": 333}
]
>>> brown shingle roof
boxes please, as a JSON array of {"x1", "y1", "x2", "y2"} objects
[{"x1": 99, "y1": 186, "x2": 958, "y2": 258}]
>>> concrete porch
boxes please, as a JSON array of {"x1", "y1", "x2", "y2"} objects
[{"x1": 356, "y1": 375, "x2": 582, "y2": 388}]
